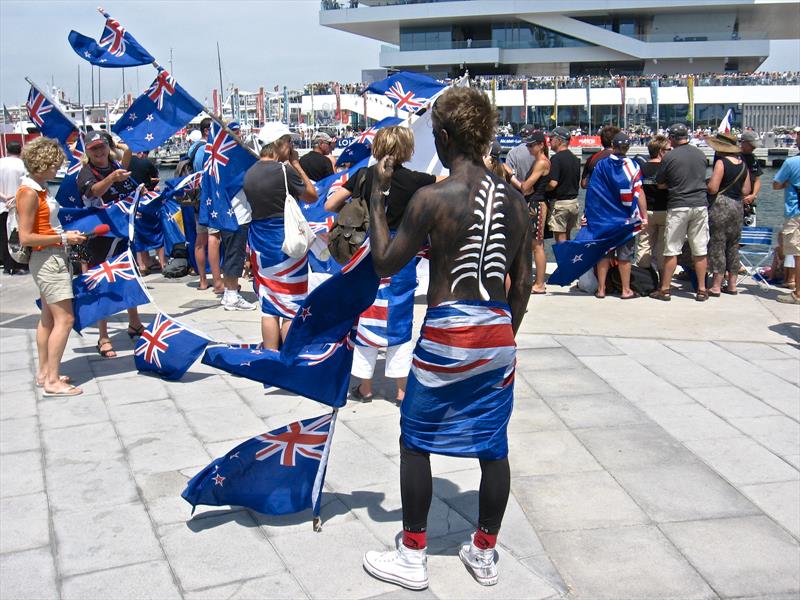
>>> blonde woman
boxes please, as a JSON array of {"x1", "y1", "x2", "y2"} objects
[
  {"x1": 326, "y1": 126, "x2": 442, "y2": 404},
  {"x1": 16, "y1": 137, "x2": 86, "y2": 396}
]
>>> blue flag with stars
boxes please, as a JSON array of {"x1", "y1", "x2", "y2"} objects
[
  {"x1": 55, "y1": 135, "x2": 85, "y2": 208},
  {"x1": 68, "y1": 11, "x2": 155, "y2": 68},
  {"x1": 198, "y1": 123, "x2": 257, "y2": 233},
  {"x1": 548, "y1": 224, "x2": 638, "y2": 286},
  {"x1": 113, "y1": 70, "x2": 203, "y2": 152},
  {"x1": 181, "y1": 412, "x2": 337, "y2": 517},
  {"x1": 364, "y1": 71, "x2": 446, "y2": 113},
  {"x1": 134, "y1": 313, "x2": 210, "y2": 381}
]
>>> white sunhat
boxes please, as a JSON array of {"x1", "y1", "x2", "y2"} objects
[
  {"x1": 187, "y1": 129, "x2": 202, "y2": 142},
  {"x1": 257, "y1": 121, "x2": 292, "y2": 146}
]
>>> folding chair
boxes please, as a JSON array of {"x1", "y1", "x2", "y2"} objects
[{"x1": 738, "y1": 226, "x2": 775, "y2": 290}]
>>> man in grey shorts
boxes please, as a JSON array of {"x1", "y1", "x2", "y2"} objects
[
  {"x1": 546, "y1": 127, "x2": 581, "y2": 243},
  {"x1": 650, "y1": 123, "x2": 710, "y2": 302}
]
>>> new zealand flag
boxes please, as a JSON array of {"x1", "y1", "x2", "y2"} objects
[
  {"x1": 26, "y1": 86, "x2": 75, "y2": 146},
  {"x1": 336, "y1": 117, "x2": 402, "y2": 168},
  {"x1": 198, "y1": 123, "x2": 256, "y2": 232},
  {"x1": 55, "y1": 135, "x2": 85, "y2": 208},
  {"x1": 181, "y1": 412, "x2": 337, "y2": 517},
  {"x1": 68, "y1": 11, "x2": 155, "y2": 68},
  {"x1": 134, "y1": 313, "x2": 210, "y2": 380},
  {"x1": 71, "y1": 250, "x2": 150, "y2": 331},
  {"x1": 58, "y1": 199, "x2": 135, "y2": 239},
  {"x1": 364, "y1": 71, "x2": 446, "y2": 113},
  {"x1": 113, "y1": 70, "x2": 203, "y2": 152}
]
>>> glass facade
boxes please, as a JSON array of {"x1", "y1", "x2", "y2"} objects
[
  {"x1": 398, "y1": 23, "x2": 593, "y2": 52},
  {"x1": 492, "y1": 23, "x2": 592, "y2": 49}
]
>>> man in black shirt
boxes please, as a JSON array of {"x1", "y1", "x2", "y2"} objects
[
  {"x1": 546, "y1": 127, "x2": 581, "y2": 243},
  {"x1": 635, "y1": 135, "x2": 670, "y2": 269},
  {"x1": 298, "y1": 132, "x2": 336, "y2": 182},
  {"x1": 128, "y1": 151, "x2": 159, "y2": 190},
  {"x1": 740, "y1": 131, "x2": 762, "y2": 221}
]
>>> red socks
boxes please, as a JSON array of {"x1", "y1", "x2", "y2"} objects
[
  {"x1": 473, "y1": 529, "x2": 498, "y2": 550},
  {"x1": 402, "y1": 530, "x2": 427, "y2": 550}
]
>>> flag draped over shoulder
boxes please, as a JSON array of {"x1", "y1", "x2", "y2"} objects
[
  {"x1": 68, "y1": 12, "x2": 155, "y2": 68},
  {"x1": 71, "y1": 250, "x2": 150, "y2": 331},
  {"x1": 134, "y1": 313, "x2": 210, "y2": 380},
  {"x1": 364, "y1": 71, "x2": 445, "y2": 113},
  {"x1": 181, "y1": 412, "x2": 337, "y2": 517},
  {"x1": 198, "y1": 123, "x2": 256, "y2": 232},
  {"x1": 113, "y1": 70, "x2": 204, "y2": 152}
]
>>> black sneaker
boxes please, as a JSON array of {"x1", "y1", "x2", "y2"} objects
[{"x1": 349, "y1": 384, "x2": 373, "y2": 403}]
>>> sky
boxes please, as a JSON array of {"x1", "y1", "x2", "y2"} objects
[{"x1": 1, "y1": 0, "x2": 799, "y2": 108}]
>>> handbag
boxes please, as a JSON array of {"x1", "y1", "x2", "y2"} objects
[
  {"x1": 280, "y1": 163, "x2": 315, "y2": 259},
  {"x1": 6, "y1": 204, "x2": 31, "y2": 265}
]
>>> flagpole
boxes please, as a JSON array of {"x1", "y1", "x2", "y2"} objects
[{"x1": 25, "y1": 77, "x2": 83, "y2": 131}]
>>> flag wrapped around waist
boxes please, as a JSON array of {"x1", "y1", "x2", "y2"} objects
[
  {"x1": 401, "y1": 300, "x2": 516, "y2": 460},
  {"x1": 249, "y1": 218, "x2": 308, "y2": 319},
  {"x1": 355, "y1": 254, "x2": 416, "y2": 348},
  {"x1": 181, "y1": 412, "x2": 337, "y2": 517}
]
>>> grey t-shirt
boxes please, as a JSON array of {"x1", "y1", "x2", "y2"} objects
[
  {"x1": 505, "y1": 143, "x2": 534, "y2": 181},
  {"x1": 243, "y1": 160, "x2": 305, "y2": 221},
  {"x1": 655, "y1": 143, "x2": 708, "y2": 209}
]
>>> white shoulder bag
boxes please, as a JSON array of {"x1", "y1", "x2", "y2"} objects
[{"x1": 280, "y1": 163, "x2": 315, "y2": 259}]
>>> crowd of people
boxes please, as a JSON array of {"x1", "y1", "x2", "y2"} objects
[{"x1": 2, "y1": 83, "x2": 799, "y2": 591}]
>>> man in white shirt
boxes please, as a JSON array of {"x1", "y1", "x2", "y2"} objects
[{"x1": 0, "y1": 141, "x2": 27, "y2": 273}]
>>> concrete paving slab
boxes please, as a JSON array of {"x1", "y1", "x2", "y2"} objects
[
  {"x1": 344, "y1": 413, "x2": 402, "y2": 458},
  {"x1": 521, "y1": 366, "x2": 614, "y2": 399},
  {"x1": 506, "y1": 397, "x2": 565, "y2": 434},
  {"x1": 661, "y1": 516, "x2": 800, "y2": 598},
  {"x1": 540, "y1": 525, "x2": 715, "y2": 599},
  {"x1": 326, "y1": 439, "x2": 403, "y2": 491},
  {"x1": 553, "y1": 335, "x2": 623, "y2": 356},
  {"x1": 508, "y1": 429, "x2": 602, "y2": 476},
  {"x1": 0, "y1": 389, "x2": 37, "y2": 420},
  {"x1": 125, "y1": 430, "x2": 211, "y2": 475},
  {"x1": 46, "y1": 458, "x2": 139, "y2": 513},
  {"x1": 728, "y1": 415, "x2": 800, "y2": 457},
  {"x1": 0, "y1": 492, "x2": 50, "y2": 554},
  {"x1": 638, "y1": 402, "x2": 741, "y2": 442},
  {"x1": 135, "y1": 468, "x2": 197, "y2": 527},
  {"x1": 685, "y1": 386, "x2": 780, "y2": 419},
  {"x1": 574, "y1": 424, "x2": 697, "y2": 470},
  {"x1": 182, "y1": 403, "x2": 267, "y2": 444},
  {"x1": 718, "y1": 341, "x2": 792, "y2": 361},
  {"x1": 61, "y1": 559, "x2": 182, "y2": 600},
  {"x1": 183, "y1": 572, "x2": 309, "y2": 599},
  {"x1": 0, "y1": 415, "x2": 39, "y2": 454},
  {"x1": 740, "y1": 480, "x2": 800, "y2": 538},
  {"x1": 0, "y1": 547, "x2": 58, "y2": 600},
  {"x1": 686, "y1": 436, "x2": 800, "y2": 485},
  {"x1": 512, "y1": 471, "x2": 648, "y2": 532},
  {"x1": 53, "y1": 502, "x2": 163, "y2": 577},
  {"x1": 546, "y1": 393, "x2": 648, "y2": 430},
  {"x1": 42, "y1": 420, "x2": 123, "y2": 465},
  {"x1": 97, "y1": 374, "x2": 170, "y2": 405},
  {"x1": 514, "y1": 333, "x2": 561, "y2": 350},
  {"x1": 37, "y1": 393, "x2": 110, "y2": 430},
  {"x1": 108, "y1": 398, "x2": 187, "y2": 440},
  {"x1": 0, "y1": 449, "x2": 43, "y2": 498},
  {"x1": 516, "y1": 347, "x2": 584, "y2": 371},
  {"x1": 251, "y1": 494, "x2": 357, "y2": 537},
  {"x1": 611, "y1": 462, "x2": 761, "y2": 522},
  {"x1": 751, "y1": 358, "x2": 800, "y2": 386}
]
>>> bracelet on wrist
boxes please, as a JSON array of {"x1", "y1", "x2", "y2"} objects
[{"x1": 60, "y1": 233, "x2": 68, "y2": 246}]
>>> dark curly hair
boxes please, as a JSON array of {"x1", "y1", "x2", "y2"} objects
[
  {"x1": 431, "y1": 87, "x2": 497, "y2": 163},
  {"x1": 599, "y1": 125, "x2": 621, "y2": 149}
]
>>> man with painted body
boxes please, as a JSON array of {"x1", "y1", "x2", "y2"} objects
[{"x1": 362, "y1": 87, "x2": 532, "y2": 590}]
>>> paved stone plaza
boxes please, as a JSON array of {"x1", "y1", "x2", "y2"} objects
[{"x1": 1, "y1": 270, "x2": 799, "y2": 599}]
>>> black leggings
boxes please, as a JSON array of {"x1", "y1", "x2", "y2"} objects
[{"x1": 400, "y1": 442, "x2": 510, "y2": 535}]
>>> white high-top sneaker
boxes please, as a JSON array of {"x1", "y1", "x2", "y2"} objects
[
  {"x1": 363, "y1": 542, "x2": 428, "y2": 590},
  {"x1": 459, "y1": 534, "x2": 499, "y2": 586}
]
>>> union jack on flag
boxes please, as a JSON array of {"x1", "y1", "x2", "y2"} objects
[
  {"x1": 386, "y1": 82, "x2": 427, "y2": 112},
  {"x1": 66, "y1": 136, "x2": 85, "y2": 176},
  {"x1": 146, "y1": 70, "x2": 177, "y2": 111},
  {"x1": 255, "y1": 413, "x2": 333, "y2": 466},
  {"x1": 355, "y1": 125, "x2": 378, "y2": 145},
  {"x1": 84, "y1": 252, "x2": 138, "y2": 291},
  {"x1": 134, "y1": 313, "x2": 182, "y2": 369},
  {"x1": 364, "y1": 71, "x2": 445, "y2": 114},
  {"x1": 99, "y1": 18, "x2": 127, "y2": 57},
  {"x1": 25, "y1": 88, "x2": 52, "y2": 128},
  {"x1": 203, "y1": 128, "x2": 238, "y2": 183}
]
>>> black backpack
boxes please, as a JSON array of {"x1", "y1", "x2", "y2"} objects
[
  {"x1": 162, "y1": 243, "x2": 189, "y2": 278},
  {"x1": 607, "y1": 264, "x2": 659, "y2": 296},
  {"x1": 327, "y1": 168, "x2": 370, "y2": 265}
]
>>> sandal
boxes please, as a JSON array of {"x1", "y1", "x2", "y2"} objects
[
  {"x1": 36, "y1": 375, "x2": 72, "y2": 388},
  {"x1": 721, "y1": 289, "x2": 739, "y2": 296},
  {"x1": 695, "y1": 290, "x2": 709, "y2": 302},
  {"x1": 42, "y1": 384, "x2": 83, "y2": 398},
  {"x1": 349, "y1": 384, "x2": 373, "y2": 403},
  {"x1": 708, "y1": 290, "x2": 721, "y2": 297},
  {"x1": 127, "y1": 324, "x2": 145, "y2": 339},
  {"x1": 594, "y1": 291, "x2": 606, "y2": 299},
  {"x1": 649, "y1": 289, "x2": 671, "y2": 301},
  {"x1": 620, "y1": 291, "x2": 640, "y2": 300},
  {"x1": 96, "y1": 340, "x2": 117, "y2": 358}
]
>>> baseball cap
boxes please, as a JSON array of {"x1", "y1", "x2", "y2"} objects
[
  {"x1": 611, "y1": 132, "x2": 630, "y2": 147},
  {"x1": 518, "y1": 126, "x2": 534, "y2": 140},
  {"x1": 85, "y1": 130, "x2": 110, "y2": 149},
  {"x1": 488, "y1": 140, "x2": 501, "y2": 158},
  {"x1": 257, "y1": 121, "x2": 292, "y2": 146},
  {"x1": 524, "y1": 130, "x2": 547, "y2": 145},
  {"x1": 793, "y1": 126, "x2": 800, "y2": 133},
  {"x1": 739, "y1": 131, "x2": 759, "y2": 147},
  {"x1": 187, "y1": 129, "x2": 202, "y2": 143},
  {"x1": 550, "y1": 126, "x2": 571, "y2": 141},
  {"x1": 314, "y1": 132, "x2": 334, "y2": 143},
  {"x1": 668, "y1": 123, "x2": 689, "y2": 138}
]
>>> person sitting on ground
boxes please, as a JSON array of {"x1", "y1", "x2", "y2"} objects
[
  {"x1": 362, "y1": 86, "x2": 532, "y2": 591},
  {"x1": 706, "y1": 132, "x2": 751, "y2": 296},
  {"x1": 586, "y1": 132, "x2": 647, "y2": 299},
  {"x1": 17, "y1": 137, "x2": 86, "y2": 396}
]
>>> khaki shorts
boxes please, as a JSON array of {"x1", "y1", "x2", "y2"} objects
[
  {"x1": 783, "y1": 216, "x2": 800, "y2": 256},
  {"x1": 29, "y1": 247, "x2": 73, "y2": 305},
  {"x1": 548, "y1": 199, "x2": 580, "y2": 234},
  {"x1": 664, "y1": 206, "x2": 709, "y2": 257}
]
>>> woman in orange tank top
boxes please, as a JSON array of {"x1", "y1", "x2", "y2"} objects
[{"x1": 17, "y1": 137, "x2": 86, "y2": 397}]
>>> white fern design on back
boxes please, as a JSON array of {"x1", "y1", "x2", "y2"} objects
[{"x1": 451, "y1": 175, "x2": 508, "y2": 300}]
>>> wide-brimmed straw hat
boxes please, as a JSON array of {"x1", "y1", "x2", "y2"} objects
[{"x1": 706, "y1": 132, "x2": 740, "y2": 154}]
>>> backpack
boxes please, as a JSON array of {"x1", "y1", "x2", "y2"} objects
[
  {"x1": 173, "y1": 143, "x2": 203, "y2": 206},
  {"x1": 327, "y1": 168, "x2": 370, "y2": 265},
  {"x1": 607, "y1": 264, "x2": 659, "y2": 296},
  {"x1": 6, "y1": 204, "x2": 30, "y2": 265},
  {"x1": 162, "y1": 242, "x2": 189, "y2": 278}
]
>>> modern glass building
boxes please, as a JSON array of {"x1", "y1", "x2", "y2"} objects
[{"x1": 320, "y1": 0, "x2": 799, "y2": 77}]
